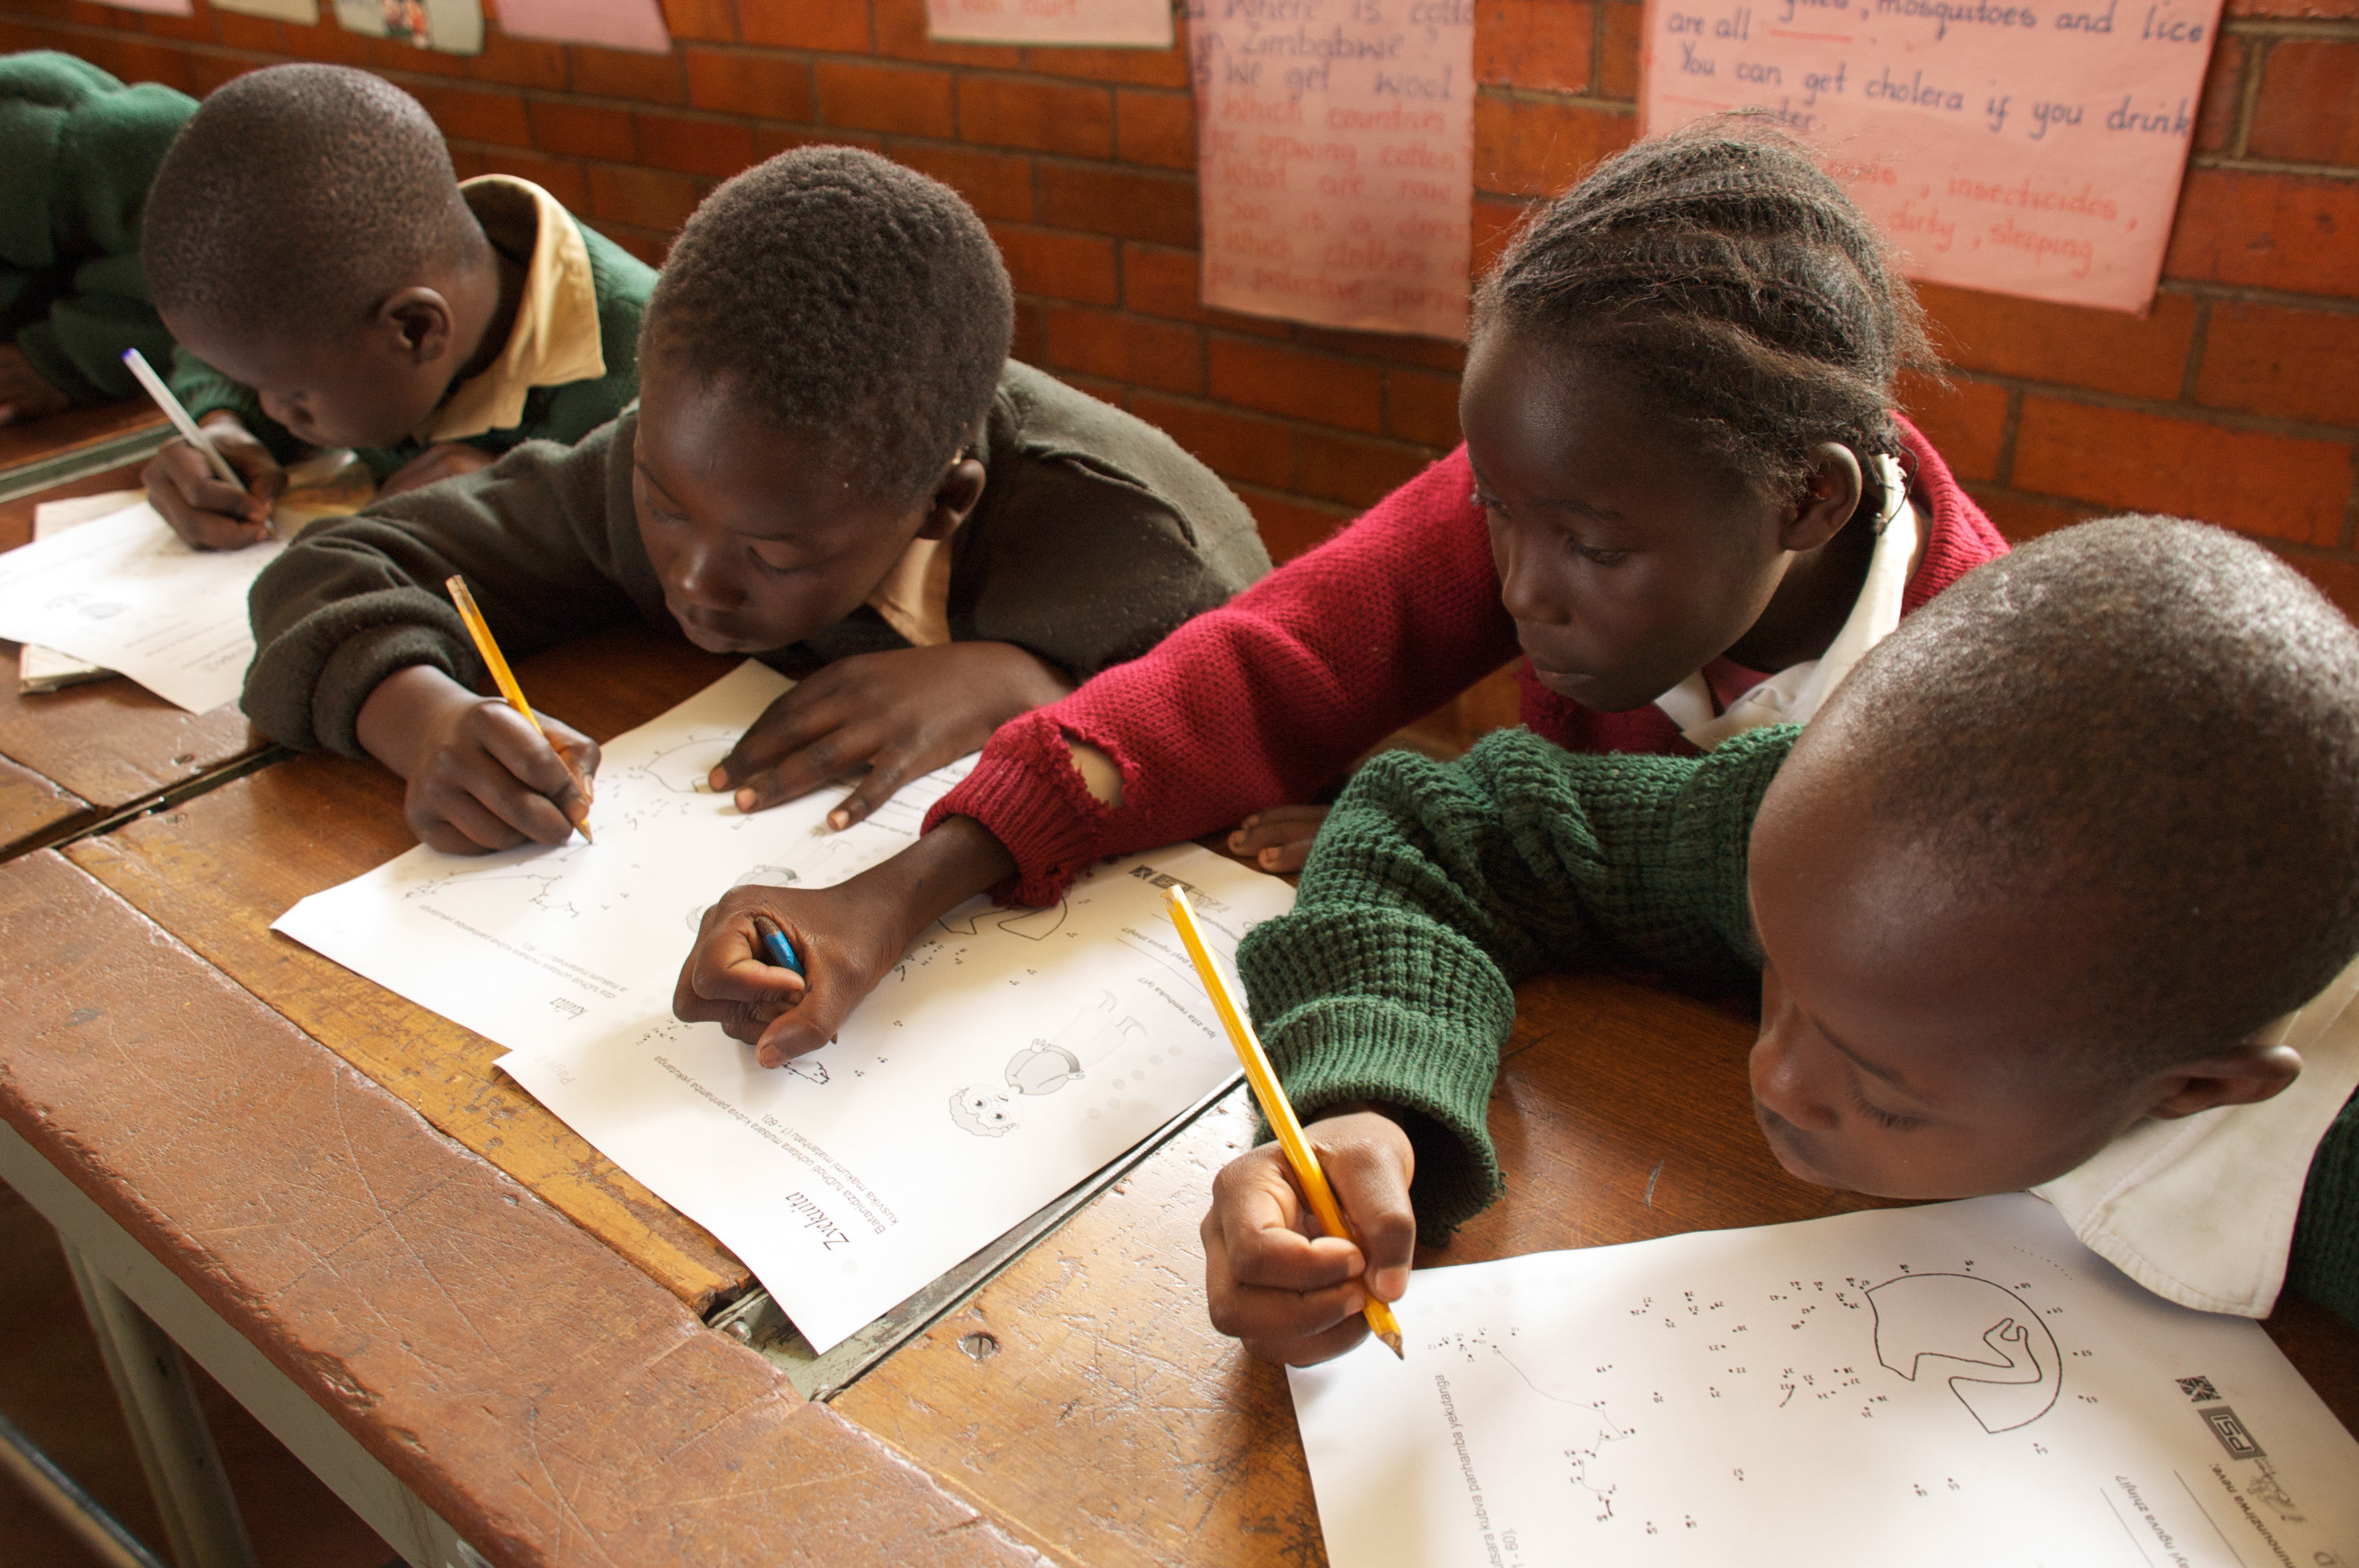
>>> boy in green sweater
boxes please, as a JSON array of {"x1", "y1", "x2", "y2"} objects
[
  {"x1": 136, "y1": 64, "x2": 652, "y2": 548},
  {"x1": 0, "y1": 51, "x2": 193, "y2": 424},
  {"x1": 243, "y1": 145, "x2": 1267, "y2": 866},
  {"x1": 1212, "y1": 517, "x2": 2359, "y2": 1363}
]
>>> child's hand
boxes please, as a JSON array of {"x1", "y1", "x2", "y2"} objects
[
  {"x1": 711, "y1": 642, "x2": 1073, "y2": 828},
  {"x1": 1227, "y1": 804, "x2": 1331, "y2": 874},
  {"x1": 673, "y1": 880, "x2": 910, "y2": 1065},
  {"x1": 357, "y1": 666, "x2": 598, "y2": 853},
  {"x1": 143, "y1": 412, "x2": 284, "y2": 549},
  {"x1": 1201, "y1": 1109, "x2": 1416, "y2": 1365},
  {"x1": 0, "y1": 344, "x2": 71, "y2": 426},
  {"x1": 380, "y1": 441, "x2": 497, "y2": 498}
]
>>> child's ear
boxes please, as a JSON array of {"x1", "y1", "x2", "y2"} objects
[
  {"x1": 2142, "y1": 1040, "x2": 2303, "y2": 1120},
  {"x1": 376, "y1": 287, "x2": 457, "y2": 366},
  {"x1": 1780, "y1": 443, "x2": 1865, "y2": 553},
  {"x1": 914, "y1": 456, "x2": 988, "y2": 542}
]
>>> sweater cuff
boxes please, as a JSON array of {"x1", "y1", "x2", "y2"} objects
[
  {"x1": 923, "y1": 711, "x2": 1113, "y2": 907},
  {"x1": 1257, "y1": 997, "x2": 1507, "y2": 1243},
  {"x1": 242, "y1": 593, "x2": 478, "y2": 756},
  {"x1": 2290, "y1": 1084, "x2": 2359, "y2": 1330}
]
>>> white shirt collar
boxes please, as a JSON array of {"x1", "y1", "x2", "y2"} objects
[
  {"x1": 1654, "y1": 455, "x2": 1916, "y2": 750},
  {"x1": 2033, "y1": 955, "x2": 2359, "y2": 1318}
]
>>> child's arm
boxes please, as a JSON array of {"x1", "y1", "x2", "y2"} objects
[
  {"x1": 243, "y1": 420, "x2": 642, "y2": 849},
  {"x1": 1201, "y1": 727, "x2": 1795, "y2": 1363}
]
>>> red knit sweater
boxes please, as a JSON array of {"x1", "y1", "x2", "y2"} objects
[{"x1": 927, "y1": 417, "x2": 2008, "y2": 906}]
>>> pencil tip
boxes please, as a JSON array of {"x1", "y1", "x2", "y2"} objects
[{"x1": 1376, "y1": 1330, "x2": 1404, "y2": 1360}]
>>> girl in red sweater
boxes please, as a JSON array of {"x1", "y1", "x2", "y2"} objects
[{"x1": 672, "y1": 116, "x2": 2009, "y2": 1065}]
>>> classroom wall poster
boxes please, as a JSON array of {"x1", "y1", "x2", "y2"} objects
[
  {"x1": 212, "y1": 0, "x2": 322, "y2": 23},
  {"x1": 1639, "y1": 0, "x2": 2224, "y2": 313},
  {"x1": 1189, "y1": 0, "x2": 1477, "y2": 341},
  {"x1": 333, "y1": 0, "x2": 484, "y2": 55},
  {"x1": 928, "y1": 0, "x2": 1176, "y2": 46},
  {"x1": 496, "y1": 0, "x2": 671, "y2": 54}
]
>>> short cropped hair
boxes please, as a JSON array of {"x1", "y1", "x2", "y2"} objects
[
  {"x1": 641, "y1": 145, "x2": 1013, "y2": 509},
  {"x1": 1474, "y1": 113, "x2": 1936, "y2": 512},
  {"x1": 144, "y1": 65, "x2": 478, "y2": 336},
  {"x1": 1825, "y1": 517, "x2": 2359, "y2": 1072}
]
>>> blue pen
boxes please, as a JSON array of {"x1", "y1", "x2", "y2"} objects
[{"x1": 750, "y1": 912, "x2": 805, "y2": 978}]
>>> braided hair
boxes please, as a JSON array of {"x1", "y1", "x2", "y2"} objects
[{"x1": 1474, "y1": 113, "x2": 1937, "y2": 509}]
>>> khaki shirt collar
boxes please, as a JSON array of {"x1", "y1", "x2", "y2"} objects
[{"x1": 421, "y1": 175, "x2": 606, "y2": 444}]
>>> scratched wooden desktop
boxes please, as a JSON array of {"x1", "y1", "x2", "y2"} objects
[{"x1": 1, "y1": 620, "x2": 2352, "y2": 1563}]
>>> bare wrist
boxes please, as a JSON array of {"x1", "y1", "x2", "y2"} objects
[
  {"x1": 851, "y1": 815, "x2": 1018, "y2": 950},
  {"x1": 354, "y1": 664, "x2": 475, "y2": 779}
]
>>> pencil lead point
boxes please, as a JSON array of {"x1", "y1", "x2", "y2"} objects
[{"x1": 1376, "y1": 1329, "x2": 1404, "y2": 1360}]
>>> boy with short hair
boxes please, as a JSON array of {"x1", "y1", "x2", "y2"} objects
[
  {"x1": 244, "y1": 145, "x2": 1269, "y2": 866},
  {"x1": 1205, "y1": 517, "x2": 2359, "y2": 1364},
  {"x1": 139, "y1": 64, "x2": 654, "y2": 547},
  {"x1": 0, "y1": 51, "x2": 193, "y2": 425}
]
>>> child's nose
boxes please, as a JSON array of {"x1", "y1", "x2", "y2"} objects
[
  {"x1": 1493, "y1": 524, "x2": 1563, "y2": 626},
  {"x1": 1748, "y1": 1019, "x2": 1840, "y2": 1133},
  {"x1": 668, "y1": 536, "x2": 740, "y2": 610}
]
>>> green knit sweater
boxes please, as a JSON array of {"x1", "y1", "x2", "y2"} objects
[
  {"x1": 169, "y1": 191, "x2": 654, "y2": 481},
  {"x1": 0, "y1": 51, "x2": 192, "y2": 405},
  {"x1": 1236, "y1": 725, "x2": 2359, "y2": 1327}
]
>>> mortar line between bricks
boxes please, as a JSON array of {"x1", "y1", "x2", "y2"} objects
[
  {"x1": 2229, "y1": 27, "x2": 2264, "y2": 160},
  {"x1": 1476, "y1": 85, "x2": 1641, "y2": 113},
  {"x1": 2180, "y1": 297, "x2": 2213, "y2": 405},
  {"x1": 1933, "y1": 372, "x2": 2359, "y2": 445},
  {"x1": 2158, "y1": 280, "x2": 2359, "y2": 315},
  {"x1": 2217, "y1": 16, "x2": 2359, "y2": 40}
]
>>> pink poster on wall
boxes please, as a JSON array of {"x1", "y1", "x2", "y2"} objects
[
  {"x1": 496, "y1": 0, "x2": 671, "y2": 54},
  {"x1": 1640, "y1": 0, "x2": 2224, "y2": 313},
  {"x1": 1190, "y1": 0, "x2": 1477, "y2": 342},
  {"x1": 928, "y1": 0, "x2": 1175, "y2": 46}
]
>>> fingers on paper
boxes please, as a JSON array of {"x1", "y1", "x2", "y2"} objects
[
  {"x1": 715, "y1": 683, "x2": 875, "y2": 813},
  {"x1": 1227, "y1": 804, "x2": 1330, "y2": 875}
]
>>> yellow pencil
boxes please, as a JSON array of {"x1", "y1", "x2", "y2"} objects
[
  {"x1": 444, "y1": 575, "x2": 594, "y2": 844},
  {"x1": 1162, "y1": 884, "x2": 1405, "y2": 1359}
]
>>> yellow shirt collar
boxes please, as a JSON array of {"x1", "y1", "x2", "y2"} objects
[
  {"x1": 865, "y1": 533, "x2": 953, "y2": 648},
  {"x1": 422, "y1": 175, "x2": 606, "y2": 444}
]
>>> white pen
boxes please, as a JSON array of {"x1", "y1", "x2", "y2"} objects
[{"x1": 121, "y1": 347, "x2": 242, "y2": 489}]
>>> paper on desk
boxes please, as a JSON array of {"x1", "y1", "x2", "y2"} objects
[
  {"x1": 1290, "y1": 1193, "x2": 2359, "y2": 1568},
  {"x1": 273, "y1": 661, "x2": 1296, "y2": 1353},
  {"x1": 0, "y1": 500, "x2": 279, "y2": 714},
  {"x1": 20, "y1": 490, "x2": 146, "y2": 692}
]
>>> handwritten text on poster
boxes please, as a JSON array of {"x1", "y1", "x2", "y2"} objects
[
  {"x1": 1640, "y1": 0, "x2": 2224, "y2": 311},
  {"x1": 1190, "y1": 0, "x2": 1477, "y2": 341}
]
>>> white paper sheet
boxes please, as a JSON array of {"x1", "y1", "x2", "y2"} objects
[
  {"x1": 0, "y1": 501, "x2": 279, "y2": 714},
  {"x1": 1290, "y1": 1194, "x2": 2359, "y2": 1567},
  {"x1": 274, "y1": 661, "x2": 1296, "y2": 1352},
  {"x1": 20, "y1": 490, "x2": 146, "y2": 692}
]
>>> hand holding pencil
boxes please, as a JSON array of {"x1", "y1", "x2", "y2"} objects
[{"x1": 1168, "y1": 886, "x2": 1414, "y2": 1366}]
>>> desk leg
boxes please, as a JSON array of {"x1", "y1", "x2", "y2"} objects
[{"x1": 62, "y1": 1241, "x2": 258, "y2": 1568}]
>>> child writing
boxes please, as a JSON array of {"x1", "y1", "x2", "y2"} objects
[
  {"x1": 672, "y1": 118, "x2": 2008, "y2": 1068},
  {"x1": 242, "y1": 146, "x2": 1269, "y2": 862},
  {"x1": 137, "y1": 64, "x2": 654, "y2": 548},
  {"x1": 1204, "y1": 518, "x2": 2359, "y2": 1363},
  {"x1": 0, "y1": 51, "x2": 192, "y2": 425}
]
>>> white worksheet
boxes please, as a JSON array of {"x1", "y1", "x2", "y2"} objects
[
  {"x1": 1290, "y1": 1195, "x2": 2359, "y2": 1568},
  {"x1": 0, "y1": 499, "x2": 278, "y2": 713},
  {"x1": 274, "y1": 661, "x2": 1295, "y2": 1352}
]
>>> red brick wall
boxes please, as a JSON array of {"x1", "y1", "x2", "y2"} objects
[{"x1": 6, "y1": 0, "x2": 2354, "y2": 703}]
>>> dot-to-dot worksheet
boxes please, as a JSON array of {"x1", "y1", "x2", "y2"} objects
[{"x1": 1291, "y1": 1195, "x2": 2359, "y2": 1568}]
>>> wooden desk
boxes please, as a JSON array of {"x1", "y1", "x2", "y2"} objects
[
  {"x1": 0, "y1": 401, "x2": 169, "y2": 505},
  {"x1": 0, "y1": 848, "x2": 1044, "y2": 1567},
  {"x1": 65, "y1": 622, "x2": 758, "y2": 1314},
  {"x1": 835, "y1": 973, "x2": 2359, "y2": 1567},
  {"x1": 0, "y1": 464, "x2": 266, "y2": 858}
]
